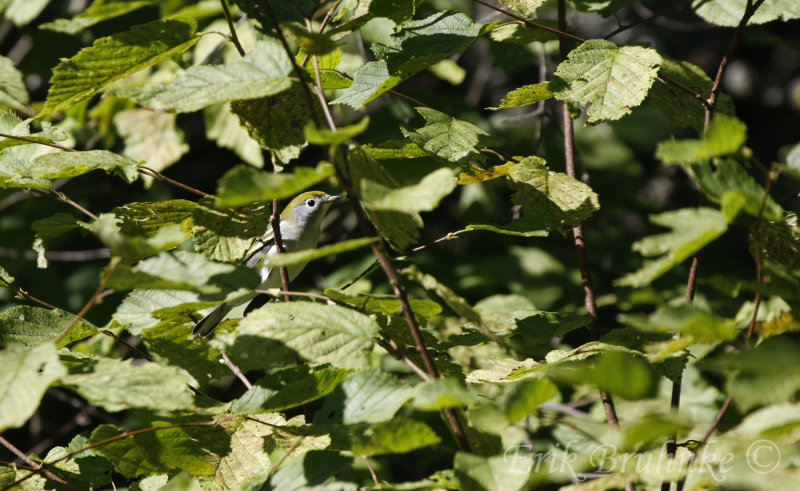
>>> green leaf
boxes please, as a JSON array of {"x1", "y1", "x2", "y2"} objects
[
  {"x1": 113, "y1": 199, "x2": 197, "y2": 238},
  {"x1": 192, "y1": 198, "x2": 271, "y2": 263},
  {"x1": 0, "y1": 54, "x2": 29, "y2": 111},
  {"x1": 217, "y1": 302, "x2": 380, "y2": 371},
  {"x1": 0, "y1": 265, "x2": 14, "y2": 283},
  {"x1": 347, "y1": 418, "x2": 441, "y2": 455},
  {"x1": 31, "y1": 213, "x2": 79, "y2": 240},
  {"x1": 361, "y1": 167, "x2": 457, "y2": 212},
  {"x1": 411, "y1": 378, "x2": 478, "y2": 411},
  {"x1": 41, "y1": 18, "x2": 200, "y2": 115},
  {"x1": 113, "y1": 109, "x2": 188, "y2": 184},
  {"x1": 304, "y1": 117, "x2": 370, "y2": 145},
  {"x1": 262, "y1": 451, "x2": 351, "y2": 490},
  {"x1": 0, "y1": 305, "x2": 99, "y2": 348},
  {"x1": 0, "y1": 344, "x2": 66, "y2": 431},
  {"x1": 140, "y1": 320, "x2": 229, "y2": 388},
  {"x1": 618, "y1": 303, "x2": 737, "y2": 359},
  {"x1": 346, "y1": 144, "x2": 423, "y2": 249},
  {"x1": 356, "y1": 0, "x2": 415, "y2": 23},
  {"x1": 362, "y1": 139, "x2": 429, "y2": 159},
  {"x1": 60, "y1": 357, "x2": 198, "y2": 412},
  {"x1": 108, "y1": 251, "x2": 260, "y2": 298},
  {"x1": 678, "y1": 159, "x2": 784, "y2": 222},
  {"x1": 0, "y1": 119, "x2": 72, "y2": 189},
  {"x1": 401, "y1": 107, "x2": 498, "y2": 162},
  {"x1": 656, "y1": 114, "x2": 747, "y2": 164},
  {"x1": 204, "y1": 103, "x2": 264, "y2": 168},
  {"x1": 703, "y1": 335, "x2": 800, "y2": 411},
  {"x1": 296, "y1": 47, "x2": 352, "y2": 89},
  {"x1": 90, "y1": 423, "x2": 213, "y2": 478},
  {"x1": 324, "y1": 288, "x2": 443, "y2": 319},
  {"x1": 256, "y1": 237, "x2": 378, "y2": 269},
  {"x1": 649, "y1": 56, "x2": 736, "y2": 133},
  {"x1": 488, "y1": 83, "x2": 554, "y2": 110},
  {"x1": 28, "y1": 150, "x2": 140, "y2": 183},
  {"x1": 510, "y1": 311, "x2": 593, "y2": 345},
  {"x1": 232, "y1": 84, "x2": 317, "y2": 164},
  {"x1": 549, "y1": 39, "x2": 661, "y2": 123},
  {"x1": 316, "y1": 369, "x2": 414, "y2": 424},
  {"x1": 616, "y1": 207, "x2": 728, "y2": 287},
  {"x1": 751, "y1": 213, "x2": 800, "y2": 271},
  {"x1": 39, "y1": 0, "x2": 155, "y2": 34},
  {"x1": 498, "y1": 0, "x2": 547, "y2": 16},
  {"x1": 113, "y1": 289, "x2": 200, "y2": 335},
  {"x1": 91, "y1": 214, "x2": 187, "y2": 262},
  {"x1": 551, "y1": 350, "x2": 655, "y2": 400},
  {"x1": 571, "y1": 0, "x2": 639, "y2": 16},
  {"x1": 3, "y1": 0, "x2": 49, "y2": 27},
  {"x1": 192, "y1": 413, "x2": 283, "y2": 489},
  {"x1": 333, "y1": 11, "x2": 489, "y2": 108},
  {"x1": 282, "y1": 22, "x2": 338, "y2": 55},
  {"x1": 231, "y1": 365, "x2": 349, "y2": 413},
  {"x1": 503, "y1": 378, "x2": 558, "y2": 423},
  {"x1": 115, "y1": 40, "x2": 293, "y2": 113},
  {"x1": 500, "y1": 156, "x2": 600, "y2": 232},
  {"x1": 0, "y1": 115, "x2": 66, "y2": 151},
  {"x1": 489, "y1": 20, "x2": 559, "y2": 44},
  {"x1": 692, "y1": 0, "x2": 800, "y2": 27},
  {"x1": 215, "y1": 162, "x2": 333, "y2": 208},
  {"x1": 454, "y1": 452, "x2": 530, "y2": 491}
]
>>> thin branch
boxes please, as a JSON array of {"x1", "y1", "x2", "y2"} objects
[
  {"x1": 604, "y1": 0, "x2": 693, "y2": 40},
  {"x1": 54, "y1": 260, "x2": 118, "y2": 345},
  {"x1": 557, "y1": 0, "x2": 620, "y2": 429},
  {"x1": 704, "y1": 0, "x2": 766, "y2": 130},
  {"x1": 374, "y1": 334, "x2": 431, "y2": 381},
  {"x1": 0, "y1": 247, "x2": 110, "y2": 262},
  {"x1": 0, "y1": 133, "x2": 77, "y2": 152},
  {"x1": 363, "y1": 455, "x2": 379, "y2": 486},
  {"x1": 1, "y1": 276, "x2": 59, "y2": 310},
  {"x1": 473, "y1": 0, "x2": 584, "y2": 42},
  {"x1": 33, "y1": 189, "x2": 99, "y2": 221},
  {"x1": 137, "y1": 166, "x2": 209, "y2": 197},
  {"x1": 221, "y1": 351, "x2": 252, "y2": 389},
  {"x1": 221, "y1": 0, "x2": 246, "y2": 56},
  {"x1": 0, "y1": 436, "x2": 75, "y2": 490},
  {"x1": 256, "y1": 0, "x2": 321, "y2": 125}
]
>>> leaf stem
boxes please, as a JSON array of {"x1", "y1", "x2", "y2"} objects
[{"x1": 0, "y1": 436, "x2": 76, "y2": 490}]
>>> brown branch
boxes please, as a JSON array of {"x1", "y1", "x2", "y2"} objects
[
  {"x1": 221, "y1": 0, "x2": 246, "y2": 57},
  {"x1": 256, "y1": 0, "x2": 321, "y2": 125},
  {"x1": 1, "y1": 276, "x2": 59, "y2": 310},
  {"x1": 604, "y1": 0, "x2": 693, "y2": 40},
  {"x1": 556, "y1": 0, "x2": 620, "y2": 430},
  {"x1": 221, "y1": 350, "x2": 252, "y2": 389},
  {"x1": 0, "y1": 436, "x2": 76, "y2": 490},
  {"x1": 53, "y1": 260, "x2": 118, "y2": 345},
  {"x1": 363, "y1": 455, "x2": 379, "y2": 486},
  {"x1": 704, "y1": 0, "x2": 766, "y2": 130},
  {"x1": 473, "y1": 0, "x2": 584, "y2": 42},
  {"x1": 0, "y1": 133, "x2": 77, "y2": 152},
  {"x1": 137, "y1": 166, "x2": 209, "y2": 197}
]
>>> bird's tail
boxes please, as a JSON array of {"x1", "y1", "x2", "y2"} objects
[{"x1": 193, "y1": 302, "x2": 233, "y2": 337}]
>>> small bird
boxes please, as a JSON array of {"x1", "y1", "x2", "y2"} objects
[{"x1": 193, "y1": 191, "x2": 341, "y2": 337}]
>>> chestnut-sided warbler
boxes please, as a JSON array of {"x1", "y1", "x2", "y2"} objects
[{"x1": 193, "y1": 191, "x2": 341, "y2": 337}]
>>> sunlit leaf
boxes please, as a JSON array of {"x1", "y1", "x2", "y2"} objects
[
  {"x1": 215, "y1": 162, "x2": 333, "y2": 208},
  {"x1": 0, "y1": 54, "x2": 29, "y2": 111},
  {"x1": 401, "y1": 107, "x2": 498, "y2": 162},
  {"x1": 216, "y1": 302, "x2": 380, "y2": 371},
  {"x1": 616, "y1": 207, "x2": 728, "y2": 287},
  {"x1": 692, "y1": 0, "x2": 800, "y2": 27},
  {"x1": 361, "y1": 167, "x2": 457, "y2": 212},
  {"x1": 316, "y1": 369, "x2": 414, "y2": 424},
  {"x1": 256, "y1": 237, "x2": 378, "y2": 269},
  {"x1": 488, "y1": 83, "x2": 553, "y2": 110},
  {"x1": 411, "y1": 378, "x2": 478, "y2": 411},
  {"x1": 655, "y1": 114, "x2": 747, "y2": 164},
  {"x1": 454, "y1": 452, "x2": 530, "y2": 491},
  {"x1": 40, "y1": 0, "x2": 155, "y2": 34},
  {"x1": 115, "y1": 40, "x2": 292, "y2": 113},
  {"x1": 304, "y1": 117, "x2": 369, "y2": 146},
  {"x1": 550, "y1": 39, "x2": 661, "y2": 123},
  {"x1": 0, "y1": 344, "x2": 65, "y2": 431},
  {"x1": 114, "y1": 109, "x2": 188, "y2": 184},
  {"x1": 0, "y1": 305, "x2": 99, "y2": 348},
  {"x1": 232, "y1": 365, "x2": 349, "y2": 413},
  {"x1": 42, "y1": 18, "x2": 199, "y2": 115}
]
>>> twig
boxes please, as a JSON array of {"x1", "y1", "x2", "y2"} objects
[
  {"x1": 363, "y1": 455, "x2": 379, "y2": 486},
  {"x1": 256, "y1": 0, "x2": 321, "y2": 125},
  {"x1": 374, "y1": 334, "x2": 431, "y2": 381},
  {"x1": 221, "y1": 351, "x2": 252, "y2": 389},
  {"x1": 0, "y1": 133, "x2": 77, "y2": 152},
  {"x1": 557, "y1": 0, "x2": 620, "y2": 430},
  {"x1": 53, "y1": 260, "x2": 118, "y2": 345},
  {"x1": 473, "y1": 0, "x2": 583, "y2": 42},
  {"x1": 604, "y1": 0, "x2": 693, "y2": 39},
  {"x1": 137, "y1": 166, "x2": 209, "y2": 197},
  {"x1": 32, "y1": 189, "x2": 99, "y2": 221},
  {"x1": 221, "y1": 0, "x2": 246, "y2": 56},
  {"x1": 704, "y1": 0, "x2": 766, "y2": 130},
  {"x1": 304, "y1": 23, "x2": 471, "y2": 452},
  {"x1": 0, "y1": 436, "x2": 76, "y2": 490},
  {"x1": 1, "y1": 276, "x2": 59, "y2": 309}
]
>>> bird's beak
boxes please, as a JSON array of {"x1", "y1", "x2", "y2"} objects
[{"x1": 327, "y1": 195, "x2": 343, "y2": 203}]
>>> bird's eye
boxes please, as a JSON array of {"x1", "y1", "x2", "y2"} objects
[{"x1": 306, "y1": 199, "x2": 317, "y2": 207}]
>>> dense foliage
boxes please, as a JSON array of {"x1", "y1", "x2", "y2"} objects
[{"x1": 1, "y1": 0, "x2": 799, "y2": 489}]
